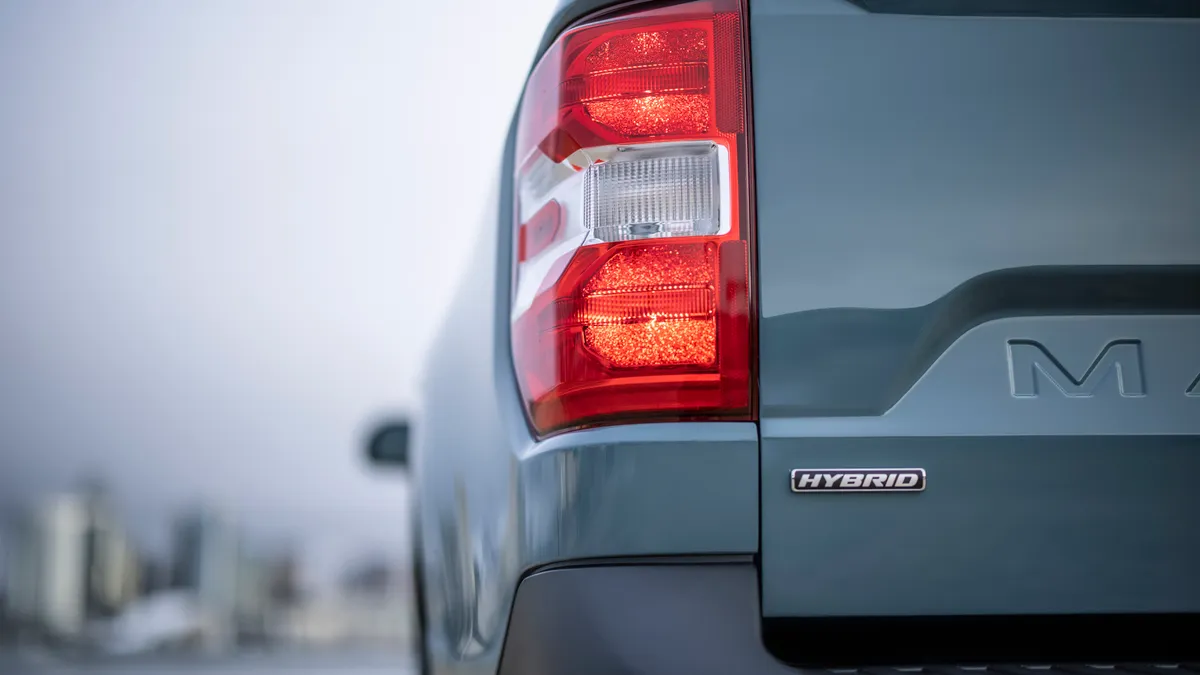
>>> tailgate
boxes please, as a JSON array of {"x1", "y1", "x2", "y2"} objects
[{"x1": 751, "y1": 0, "x2": 1200, "y2": 628}]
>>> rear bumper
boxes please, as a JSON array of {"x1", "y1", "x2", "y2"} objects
[
  {"x1": 497, "y1": 559, "x2": 1200, "y2": 674},
  {"x1": 498, "y1": 559, "x2": 790, "y2": 675}
]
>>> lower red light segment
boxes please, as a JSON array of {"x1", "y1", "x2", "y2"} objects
[{"x1": 514, "y1": 239, "x2": 750, "y2": 435}]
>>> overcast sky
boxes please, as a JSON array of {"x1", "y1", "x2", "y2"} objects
[{"x1": 0, "y1": 0, "x2": 555, "y2": 584}]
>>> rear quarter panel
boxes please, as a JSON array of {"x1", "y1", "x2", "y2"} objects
[{"x1": 413, "y1": 127, "x2": 760, "y2": 675}]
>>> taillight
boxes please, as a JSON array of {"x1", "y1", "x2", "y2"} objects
[{"x1": 511, "y1": 0, "x2": 754, "y2": 437}]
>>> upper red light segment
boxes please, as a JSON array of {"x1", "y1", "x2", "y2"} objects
[{"x1": 516, "y1": 2, "x2": 744, "y2": 165}]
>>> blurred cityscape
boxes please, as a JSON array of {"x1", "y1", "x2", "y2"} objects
[{"x1": 0, "y1": 482, "x2": 413, "y2": 658}]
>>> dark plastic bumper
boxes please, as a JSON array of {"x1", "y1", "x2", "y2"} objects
[
  {"x1": 497, "y1": 560, "x2": 1200, "y2": 675},
  {"x1": 498, "y1": 559, "x2": 788, "y2": 675}
]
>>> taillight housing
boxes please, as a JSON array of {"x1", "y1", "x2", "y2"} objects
[{"x1": 511, "y1": 0, "x2": 754, "y2": 437}]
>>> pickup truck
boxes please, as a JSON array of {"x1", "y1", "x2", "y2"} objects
[{"x1": 366, "y1": 0, "x2": 1200, "y2": 673}]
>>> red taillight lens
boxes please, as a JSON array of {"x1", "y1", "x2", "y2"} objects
[{"x1": 512, "y1": 0, "x2": 754, "y2": 437}]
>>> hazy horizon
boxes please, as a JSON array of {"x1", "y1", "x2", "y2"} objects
[{"x1": 0, "y1": 0, "x2": 556, "y2": 588}]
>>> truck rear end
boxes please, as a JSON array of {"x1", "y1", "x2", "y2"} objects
[{"x1": 480, "y1": 0, "x2": 1200, "y2": 672}]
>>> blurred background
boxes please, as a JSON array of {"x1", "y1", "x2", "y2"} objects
[{"x1": 0, "y1": 0, "x2": 555, "y2": 669}]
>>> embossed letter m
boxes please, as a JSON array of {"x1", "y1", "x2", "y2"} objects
[{"x1": 1007, "y1": 339, "x2": 1145, "y2": 398}]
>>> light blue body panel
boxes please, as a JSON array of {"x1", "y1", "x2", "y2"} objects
[
  {"x1": 753, "y1": 1, "x2": 1200, "y2": 327},
  {"x1": 762, "y1": 316, "x2": 1200, "y2": 617},
  {"x1": 412, "y1": 144, "x2": 759, "y2": 674},
  {"x1": 751, "y1": 0, "x2": 1200, "y2": 619}
]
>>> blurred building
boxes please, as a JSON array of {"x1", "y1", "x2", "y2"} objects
[
  {"x1": 3, "y1": 512, "x2": 53, "y2": 630},
  {"x1": 265, "y1": 552, "x2": 304, "y2": 607},
  {"x1": 170, "y1": 508, "x2": 240, "y2": 650},
  {"x1": 341, "y1": 558, "x2": 394, "y2": 595},
  {"x1": 234, "y1": 552, "x2": 270, "y2": 643},
  {"x1": 2, "y1": 488, "x2": 140, "y2": 640},
  {"x1": 35, "y1": 494, "x2": 88, "y2": 637},
  {"x1": 138, "y1": 556, "x2": 172, "y2": 596},
  {"x1": 82, "y1": 485, "x2": 140, "y2": 619}
]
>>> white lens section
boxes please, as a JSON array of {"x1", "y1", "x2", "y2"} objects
[{"x1": 583, "y1": 143, "x2": 720, "y2": 243}]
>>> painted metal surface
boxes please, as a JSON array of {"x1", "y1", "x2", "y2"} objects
[{"x1": 751, "y1": 0, "x2": 1200, "y2": 618}]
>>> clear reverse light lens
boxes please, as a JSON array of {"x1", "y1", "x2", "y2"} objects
[{"x1": 583, "y1": 143, "x2": 720, "y2": 243}]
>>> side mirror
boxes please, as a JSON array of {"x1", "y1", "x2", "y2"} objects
[{"x1": 365, "y1": 421, "x2": 410, "y2": 469}]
